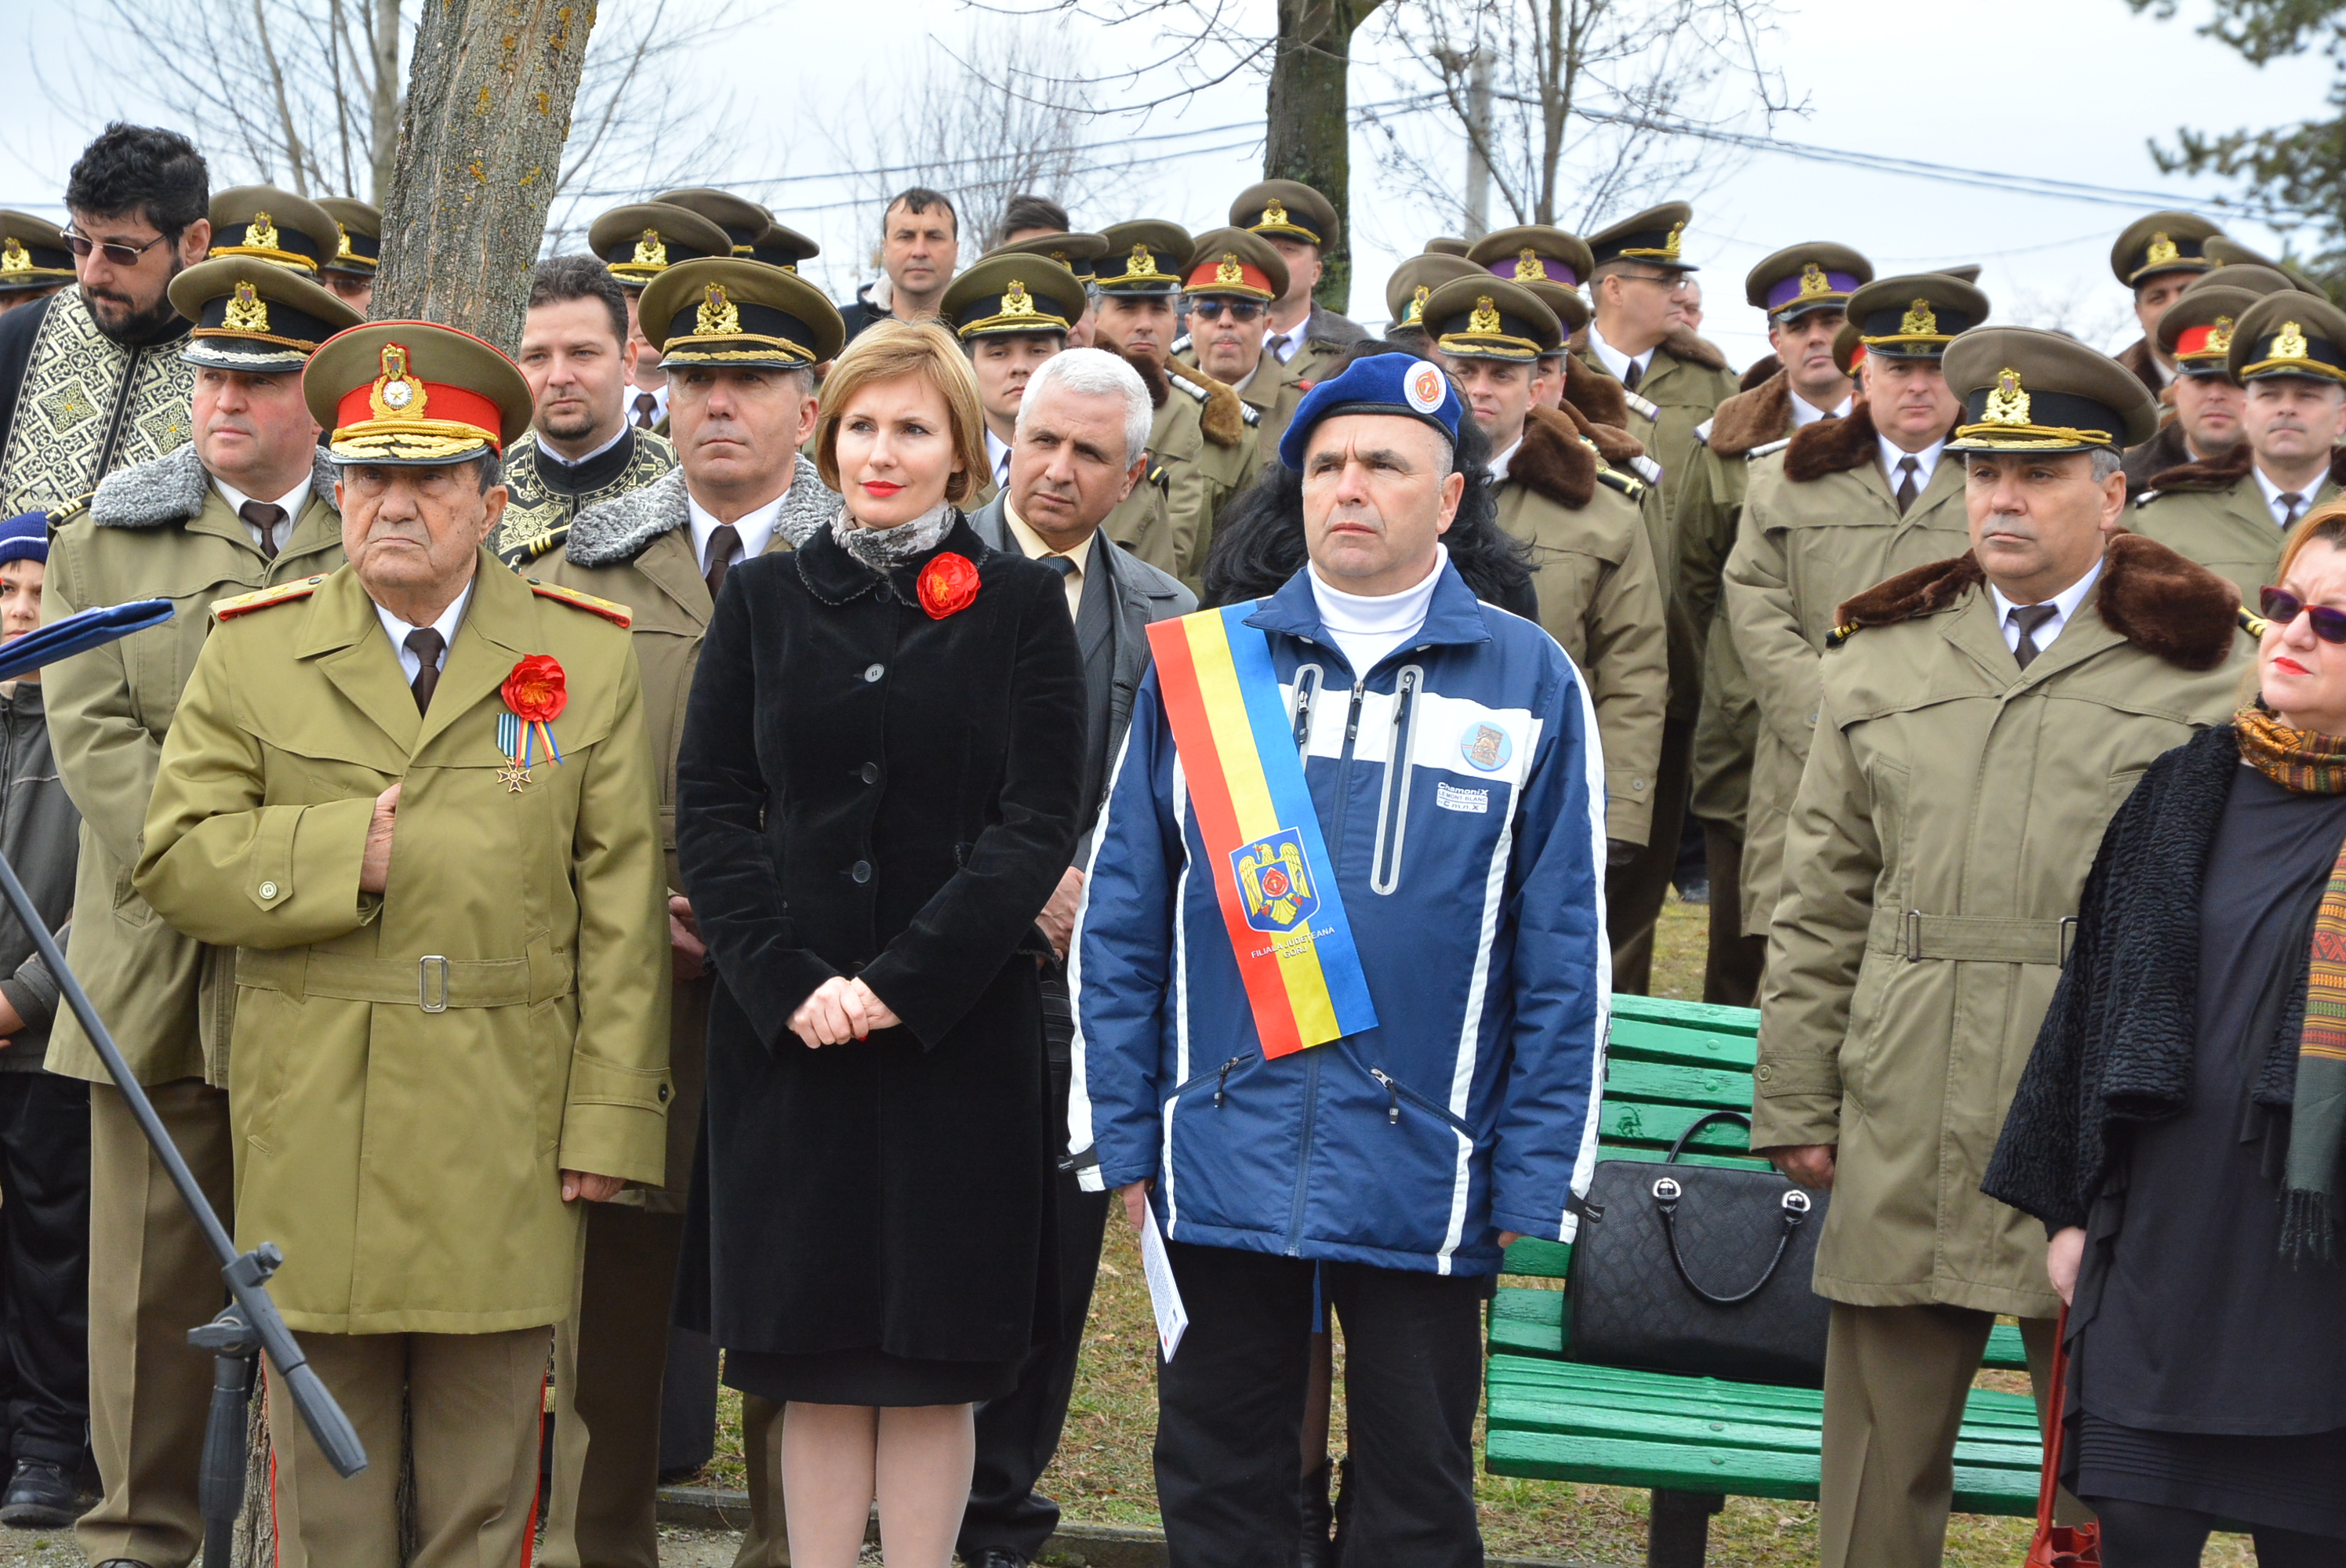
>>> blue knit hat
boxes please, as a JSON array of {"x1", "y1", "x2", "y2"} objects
[
  {"x1": 0, "y1": 514, "x2": 47, "y2": 568},
  {"x1": 1278, "y1": 353, "x2": 1465, "y2": 472}
]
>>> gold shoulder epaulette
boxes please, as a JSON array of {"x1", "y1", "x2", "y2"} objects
[
  {"x1": 1147, "y1": 463, "x2": 1170, "y2": 491},
  {"x1": 1595, "y1": 465, "x2": 1646, "y2": 503},
  {"x1": 525, "y1": 579, "x2": 633, "y2": 628},
  {"x1": 45, "y1": 491, "x2": 96, "y2": 527},
  {"x1": 212, "y1": 575, "x2": 327, "y2": 621},
  {"x1": 1824, "y1": 619, "x2": 1862, "y2": 649},
  {"x1": 2240, "y1": 604, "x2": 2270, "y2": 639}
]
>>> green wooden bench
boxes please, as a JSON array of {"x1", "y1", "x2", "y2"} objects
[{"x1": 1484, "y1": 994, "x2": 2042, "y2": 1566}]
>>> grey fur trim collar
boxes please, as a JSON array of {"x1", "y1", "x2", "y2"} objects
[
  {"x1": 92, "y1": 443, "x2": 341, "y2": 529},
  {"x1": 564, "y1": 454, "x2": 836, "y2": 568}
]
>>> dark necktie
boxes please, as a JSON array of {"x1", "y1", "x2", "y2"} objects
[
  {"x1": 405, "y1": 627, "x2": 446, "y2": 713},
  {"x1": 239, "y1": 499, "x2": 285, "y2": 561},
  {"x1": 2010, "y1": 603, "x2": 2058, "y2": 670},
  {"x1": 1894, "y1": 456, "x2": 1921, "y2": 516},
  {"x1": 1266, "y1": 331, "x2": 1291, "y2": 363},
  {"x1": 703, "y1": 523, "x2": 739, "y2": 604},
  {"x1": 1622, "y1": 359, "x2": 1643, "y2": 394},
  {"x1": 2280, "y1": 491, "x2": 2307, "y2": 531},
  {"x1": 633, "y1": 392, "x2": 657, "y2": 430},
  {"x1": 1040, "y1": 552, "x2": 1077, "y2": 619}
]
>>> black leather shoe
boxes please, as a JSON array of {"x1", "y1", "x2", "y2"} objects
[
  {"x1": 965, "y1": 1552, "x2": 1033, "y2": 1568},
  {"x1": 0, "y1": 1457, "x2": 79, "y2": 1527},
  {"x1": 1298, "y1": 1456, "x2": 1336, "y2": 1567}
]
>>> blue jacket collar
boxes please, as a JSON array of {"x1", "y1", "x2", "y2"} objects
[{"x1": 1245, "y1": 555, "x2": 1493, "y2": 666}]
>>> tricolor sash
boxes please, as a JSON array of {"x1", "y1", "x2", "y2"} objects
[{"x1": 1147, "y1": 604, "x2": 1378, "y2": 1057}]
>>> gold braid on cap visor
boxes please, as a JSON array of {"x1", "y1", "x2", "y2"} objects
[
  {"x1": 329, "y1": 420, "x2": 497, "y2": 462},
  {"x1": 1435, "y1": 328, "x2": 1541, "y2": 361},
  {"x1": 1949, "y1": 421, "x2": 2118, "y2": 450},
  {"x1": 654, "y1": 333, "x2": 816, "y2": 365}
]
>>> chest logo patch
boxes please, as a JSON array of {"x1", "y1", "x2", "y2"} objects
[
  {"x1": 1461, "y1": 720, "x2": 1513, "y2": 772},
  {"x1": 1436, "y1": 782, "x2": 1489, "y2": 813}
]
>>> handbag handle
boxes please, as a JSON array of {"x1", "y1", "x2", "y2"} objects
[{"x1": 1651, "y1": 1109, "x2": 1812, "y2": 1307}]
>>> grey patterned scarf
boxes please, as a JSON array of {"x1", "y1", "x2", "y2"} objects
[{"x1": 830, "y1": 502, "x2": 957, "y2": 573}]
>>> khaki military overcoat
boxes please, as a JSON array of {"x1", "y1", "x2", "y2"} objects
[
  {"x1": 1752, "y1": 539, "x2": 2241, "y2": 1318},
  {"x1": 134, "y1": 553, "x2": 672, "y2": 1334},
  {"x1": 42, "y1": 443, "x2": 347, "y2": 1086},
  {"x1": 1724, "y1": 408, "x2": 1970, "y2": 936},
  {"x1": 2127, "y1": 438, "x2": 2341, "y2": 600}
]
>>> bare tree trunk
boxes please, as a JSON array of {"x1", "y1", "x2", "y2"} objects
[
  {"x1": 368, "y1": 0, "x2": 403, "y2": 205},
  {"x1": 373, "y1": 0, "x2": 591, "y2": 348},
  {"x1": 1266, "y1": 0, "x2": 1383, "y2": 314}
]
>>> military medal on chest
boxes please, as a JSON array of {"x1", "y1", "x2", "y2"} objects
[{"x1": 497, "y1": 655, "x2": 567, "y2": 791}]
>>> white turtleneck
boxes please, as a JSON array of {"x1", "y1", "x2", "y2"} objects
[{"x1": 1308, "y1": 545, "x2": 1449, "y2": 677}]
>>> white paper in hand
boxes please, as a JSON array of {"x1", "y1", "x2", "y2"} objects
[{"x1": 1138, "y1": 1205, "x2": 1189, "y2": 1361}]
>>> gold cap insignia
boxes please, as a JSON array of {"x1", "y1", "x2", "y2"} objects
[
  {"x1": 1000, "y1": 279, "x2": 1036, "y2": 317},
  {"x1": 2145, "y1": 232, "x2": 2179, "y2": 267},
  {"x1": 0, "y1": 238, "x2": 24, "y2": 275},
  {"x1": 1797, "y1": 262, "x2": 1829, "y2": 299},
  {"x1": 1263, "y1": 199, "x2": 1289, "y2": 227},
  {"x1": 1128, "y1": 243, "x2": 1158, "y2": 278},
  {"x1": 1982, "y1": 367, "x2": 2031, "y2": 426},
  {"x1": 334, "y1": 222, "x2": 357, "y2": 260},
  {"x1": 1215, "y1": 252, "x2": 1244, "y2": 287},
  {"x1": 1469, "y1": 295, "x2": 1502, "y2": 335},
  {"x1": 2207, "y1": 316, "x2": 2235, "y2": 354},
  {"x1": 1901, "y1": 298, "x2": 1939, "y2": 338},
  {"x1": 2275, "y1": 321, "x2": 2310, "y2": 361},
  {"x1": 632, "y1": 228, "x2": 668, "y2": 270},
  {"x1": 221, "y1": 279, "x2": 269, "y2": 334},
  {"x1": 1661, "y1": 219, "x2": 1686, "y2": 260},
  {"x1": 696, "y1": 283, "x2": 740, "y2": 336},
  {"x1": 1514, "y1": 248, "x2": 1543, "y2": 281},
  {"x1": 245, "y1": 212, "x2": 279, "y2": 252},
  {"x1": 368, "y1": 343, "x2": 427, "y2": 419},
  {"x1": 1405, "y1": 284, "x2": 1430, "y2": 325},
  {"x1": 1048, "y1": 249, "x2": 1070, "y2": 264}
]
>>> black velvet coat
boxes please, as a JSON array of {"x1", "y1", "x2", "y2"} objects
[{"x1": 674, "y1": 514, "x2": 1086, "y2": 1363}]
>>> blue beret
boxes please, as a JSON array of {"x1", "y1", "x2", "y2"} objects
[
  {"x1": 0, "y1": 513, "x2": 46, "y2": 568},
  {"x1": 1278, "y1": 354, "x2": 1465, "y2": 471}
]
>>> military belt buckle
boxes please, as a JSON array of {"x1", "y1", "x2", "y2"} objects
[
  {"x1": 1902, "y1": 909, "x2": 1925, "y2": 962},
  {"x1": 419, "y1": 955, "x2": 451, "y2": 1013}
]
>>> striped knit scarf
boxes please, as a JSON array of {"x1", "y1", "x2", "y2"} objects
[{"x1": 2235, "y1": 705, "x2": 2346, "y2": 1261}]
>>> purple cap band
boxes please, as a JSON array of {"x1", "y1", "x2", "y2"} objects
[
  {"x1": 1767, "y1": 270, "x2": 1861, "y2": 311},
  {"x1": 1487, "y1": 256, "x2": 1578, "y2": 289}
]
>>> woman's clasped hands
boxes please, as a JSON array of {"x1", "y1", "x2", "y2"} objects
[{"x1": 788, "y1": 975, "x2": 902, "y2": 1047}]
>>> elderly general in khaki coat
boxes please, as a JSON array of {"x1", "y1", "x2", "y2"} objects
[
  {"x1": 135, "y1": 321, "x2": 670, "y2": 1568},
  {"x1": 1753, "y1": 328, "x2": 2241, "y2": 1568}
]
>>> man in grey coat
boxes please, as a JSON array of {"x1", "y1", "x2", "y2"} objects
[{"x1": 959, "y1": 347, "x2": 1192, "y2": 1568}]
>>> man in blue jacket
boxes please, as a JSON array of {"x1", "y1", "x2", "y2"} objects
[{"x1": 1071, "y1": 354, "x2": 1610, "y2": 1567}]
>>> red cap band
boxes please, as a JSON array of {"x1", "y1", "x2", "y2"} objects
[{"x1": 333, "y1": 380, "x2": 507, "y2": 451}]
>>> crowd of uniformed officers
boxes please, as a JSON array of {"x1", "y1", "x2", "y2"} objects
[{"x1": 0, "y1": 111, "x2": 2339, "y2": 1568}]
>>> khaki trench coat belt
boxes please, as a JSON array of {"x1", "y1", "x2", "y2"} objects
[
  {"x1": 1866, "y1": 910, "x2": 2076, "y2": 966},
  {"x1": 235, "y1": 940, "x2": 576, "y2": 1011}
]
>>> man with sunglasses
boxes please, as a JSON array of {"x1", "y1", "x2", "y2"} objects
[
  {"x1": 1176, "y1": 227, "x2": 1308, "y2": 452},
  {"x1": 1754, "y1": 328, "x2": 2242, "y2": 1568},
  {"x1": 0, "y1": 125, "x2": 210, "y2": 519}
]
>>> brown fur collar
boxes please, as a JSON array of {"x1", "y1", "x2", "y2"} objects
[
  {"x1": 1706, "y1": 371, "x2": 1792, "y2": 459},
  {"x1": 2141, "y1": 438, "x2": 2346, "y2": 495},
  {"x1": 1563, "y1": 323, "x2": 1727, "y2": 375},
  {"x1": 1783, "y1": 401, "x2": 1879, "y2": 482},
  {"x1": 1829, "y1": 533, "x2": 2239, "y2": 671},
  {"x1": 1121, "y1": 347, "x2": 1169, "y2": 410},
  {"x1": 1555, "y1": 397, "x2": 1649, "y2": 469},
  {"x1": 1505, "y1": 405, "x2": 1596, "y2": 509},
  {"x1": 1562, "y1": 352, "x2": 1629, "y2": 429},
  {"x1": 1739, "y1": 354, "x2": 1781, "y2": 393},
  {"x1": 1182, "y1": 363, "x2": 1246, "y2": 448}
]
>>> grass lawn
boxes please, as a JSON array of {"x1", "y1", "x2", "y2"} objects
[{"x1": 692, "y1": 894, "x2": 2256, "y2": 1566}]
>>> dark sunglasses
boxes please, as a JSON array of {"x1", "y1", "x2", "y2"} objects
[
  {"x1": 62, "y1": 227, "x2": 169, "y2": 267},
  {"x1": 2260, "y1": 586, "x2": 2346, "y2": 643},
  {"x1": 1189, "y1": 299, "x2": 1265, "y2": 324}
]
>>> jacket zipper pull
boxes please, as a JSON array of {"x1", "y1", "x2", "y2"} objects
[
  {"x1": 1346, "y1": 681, "x2": 1366, "y2": 743},
  {"x1": 1215, "y1": 1054, "x2": 1244, "y2": 1107},
  {"x1": 1371, "y1": 1068, "x2": 1400, "y2": 1124}
]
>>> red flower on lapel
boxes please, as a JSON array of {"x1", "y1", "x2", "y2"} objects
[
  {"x1": 917, "y1": 551, "x2": 980, "y2": 619},
  {"x1": 501, "y1": 655, "x2": 568, "y2": 721}
]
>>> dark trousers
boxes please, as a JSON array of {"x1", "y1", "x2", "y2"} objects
[
  {"x1": 2083, "y1": 1497, "x2": 2338, "y2": 1566},
  {"x1": 1700, "y1": 822, "x2": 1766, "y2": 1007},
  {"x1": 959, "y1": 1167, "x2": 1109, "y2": 1561},
  {"x1": 1605, "y1": 714, "x2": 1694, "y2": 996},
  {"x1": 0, "y1": 1072, "x2": 89, "y2": 1466},
  {"x1": 1154, "y1": 1242, "x2": 1485, "y2": 1568}
]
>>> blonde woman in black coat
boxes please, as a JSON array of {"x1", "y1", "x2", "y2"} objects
[{"x1": 675, "y1": 321, "x2": 1086, "y2": 1568}]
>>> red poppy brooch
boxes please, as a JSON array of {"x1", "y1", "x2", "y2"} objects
[
  {"x1": 917, "y1": 551, "x2": 980, "y2": 619},
  {"x1": 496, "y1": 655, "x2": 568, "y2": 792}
]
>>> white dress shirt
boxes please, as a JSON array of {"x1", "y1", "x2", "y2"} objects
[
  {"x1": 1002, "y1": 503, "x2": 1094, "y2": 622},
  {"x1": 1991, "y1": 558, "x2": 2102, "y2": 655},
  {"x1": 626, "y1": 383, "x2": 669, "y2": 430},
  {"x1": 1263, "y1": 320, "x2": 1307, "y2": 365},
  {"x1": 212, "y1": 476, "x2": 310, "y2": 554},
  {"x1": 1878, "y1": 436, "x2": 1945, "y2": 495},
  {"x1": 376, "y1": 580, "x2": 474, "y2": 682},
  {"x1": 2255, "y1": 463, "x2": 2322, "y2": 530},
  {"x1": 1585, "y1": 321, "x2": 1654, "y2": 388},
  {"x1": 1789, "y1": 390, "x2": 1852, "y2": 428},
  {"x1": 986, "y1": 429, "x2": 1014, "y2": 494},
  {"x1": 688, "y1": 485, "x2": 788, "y2": 579},
  {"x1": 1487, "y1": 438, "x2": 1523, "y2": 485}
]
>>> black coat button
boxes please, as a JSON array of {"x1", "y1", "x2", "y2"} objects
[
  {"x1": 860, "y1": 763, "x2": 880, "y2": 783},
  {"x1": 851, "y1": 860, "x2": 872, "y2": 884}
]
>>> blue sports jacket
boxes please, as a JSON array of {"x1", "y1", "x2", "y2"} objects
[{"x1": 1069, "y1": 561, "x2": 1610, "y2": 1276}]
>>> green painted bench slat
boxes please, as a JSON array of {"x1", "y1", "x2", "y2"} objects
[
  {"x1": 1487, "y1": 1288, "x2": 2037, "y2": 1369},
  {"x1": 1484, "y1": 1427, "x2": 2039, "y2": 1515},
  {"x1": 1608, "y1": 994, "x2": 1763, "y2": 1037},
  {"x1": 1985, "y1": 1323, "x2": 2028, "y2": 1371},
  {"x1": 1485, "y1": 1357, "x2": 2040, "y2": 1429},
  {"x1": 1603, "y1": 1057, "x2": 1758, "y2": 1112}
]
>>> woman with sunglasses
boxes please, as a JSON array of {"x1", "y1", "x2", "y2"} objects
[{"x1": 1988, "y1": 504, "x2": 2346, "y2": 1563}]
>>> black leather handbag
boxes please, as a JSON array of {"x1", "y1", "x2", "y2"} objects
[{"x1": 1565, "y1": 1110, "x2": 1832, "y2": 1388}]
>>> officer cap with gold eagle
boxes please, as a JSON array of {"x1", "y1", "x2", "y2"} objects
[
  {"x1": 750, "y1": 220, "x2": 821, "y2": 273},
  {"x1": 939, "y1": 253, "x2": 1086, "y2": 341},
  {"x1": 638, "y1": 256, "x2": 844, "y2": 372},
  {"x1": 652, "y1": 187, "x2": 774, "y2": 256},
  {"x1": 1421, "y1": 275, "x2": 1562, "y2": 365},
  {"x1": 1745, "y1": 241, "x2": 1873, "y2": 324},
  {"x1": 1465, "y1": 226, "x2": 1594, "y2": 332},
  {"x1": 169, "y1": 255, "x2": 363, "y2": 375},
  {"x1": 1846, "y1": 273, "x2": 1991, "y2": 361},
  {"x1": 314, "y1": 198, "x2": 383, "y2": 280},
  {"x1": 0, "y1": 212, "x2": 74, "y2": 294},
  {"x1": 1944, "y1": 326, "x2": 2159, "y2": 456},
  {"x1": 304, "y1": 321, "x2": 534, "y2": 466},
  {"x1": 985, "y1": 230, "x2": 1111, "y2": 282},
  {"x1": 2157, "y1": 283, "x2": 2262, "y2": 379},
  {"x1": 1095, "y1": 222, "x2": 1192, "y2": 296},
  {"x1": 1229, "y1": 180, "x2": 1341, "y2": 253},
  {"x1": 2227, "y1": 292, "x2": 2346, "y2": 389},
  {"x1": 1385, "y1": 253, "x2": 1483, "y2": 335},
  {"x1": 587, "y1": 202, "x2": 734, "y2": 289},
  {"x1": 2110, "y1": 211, "x2": 2223, "y2": 289},
  {"x1": 1181, "y1": 227, "x2": 1290, "y2": 304},
  {"x1": 1588, "y1": 201, "x2": 1697, "y2": 274},
  {"x1": 208, "y1": 187, "x2": 343, "y2": 274}
]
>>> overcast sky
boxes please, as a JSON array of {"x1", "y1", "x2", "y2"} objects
[{"x1": 2, "y1": 0, "x2": 2326, "y2": 366}]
